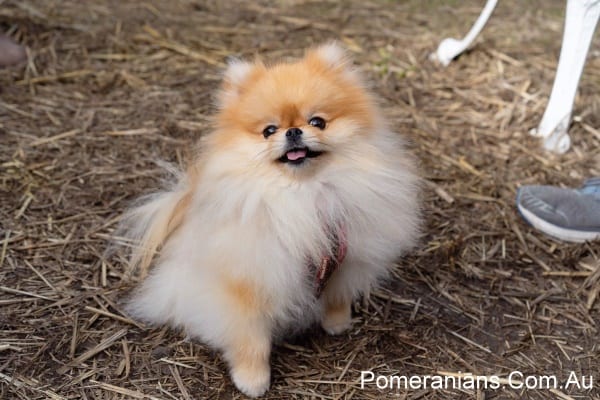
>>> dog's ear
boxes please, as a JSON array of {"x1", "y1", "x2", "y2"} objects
[
  {"x1": 306, "y1": 41, "x2": 353, "y2": 72},
  {"x1": 223, "y1": 59, "x2": 254, "y2": 88},
  {"x1": 218, "y1": 58, "x2": 265, "y2": 107}
]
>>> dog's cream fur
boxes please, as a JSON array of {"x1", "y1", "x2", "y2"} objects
[{"x1": 121, "y1": 43, "x2": 421, "y2": 397}]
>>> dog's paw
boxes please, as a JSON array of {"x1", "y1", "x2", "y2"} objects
[
  {"x1": 321, "y1": 304, "x2": 352, "y2": 335},
  {"x1": 231, "y1": 363, "x2": 270, "y2": 398}
]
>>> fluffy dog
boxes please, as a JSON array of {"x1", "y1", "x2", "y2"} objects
[{"x1": 120, "y1": 42, "x2": 421, "y2": 397}]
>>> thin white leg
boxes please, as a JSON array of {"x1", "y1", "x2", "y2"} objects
[
  {"x1": 531, "y1": 0, "x2": 600, "y2": 154},
  {"x1": 433, "y1": 0, "x2": 499, "y2": 66}
]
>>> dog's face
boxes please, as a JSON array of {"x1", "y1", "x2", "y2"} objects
[{"x1": 210, "y1": 43, "x2": 379, "y2": 179}]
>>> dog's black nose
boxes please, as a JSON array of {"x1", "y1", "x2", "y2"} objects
[{"x1": 286, "y1": 127, "x2": 303, "y2": 139}]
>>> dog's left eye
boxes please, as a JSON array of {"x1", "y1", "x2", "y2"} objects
[
  {"x1": 262, "y1": 125, "x2": 278, "y2": 139},
  {"x1": 308, "y1": 116, "x2": 326, "y2": 130}
]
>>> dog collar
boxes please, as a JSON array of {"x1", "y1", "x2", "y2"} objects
[{"x1": 311, "y1": 225, "x2": 347, "y2": 297}]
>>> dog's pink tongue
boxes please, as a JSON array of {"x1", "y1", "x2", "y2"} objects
[{"x1": 286, "y1": 149, "x2": 307, "y2": 161}]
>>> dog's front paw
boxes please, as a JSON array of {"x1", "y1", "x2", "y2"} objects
[
  {"x1": 321, "y1": 301, "x2": 352, "y2": 335},
  {"x1": 231, "y1": 362, "x2": 270, "y2": 398}
]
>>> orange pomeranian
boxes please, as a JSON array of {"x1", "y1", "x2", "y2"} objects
[{"x1": 120, "y1": 42, "x2": 421, "y2": 397}]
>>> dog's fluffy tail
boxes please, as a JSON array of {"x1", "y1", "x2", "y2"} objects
[{"x1": 118, "y1": 165, "x2": 193, "y2": 278}]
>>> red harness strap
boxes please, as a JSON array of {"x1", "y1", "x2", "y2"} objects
[{"x1": 312, "y1": 225, "x2": 347, "y2": 297}]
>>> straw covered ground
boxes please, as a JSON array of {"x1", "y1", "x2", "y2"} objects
[{"x1": 1, "y1": 0, "x2": 599, "y2": 399}]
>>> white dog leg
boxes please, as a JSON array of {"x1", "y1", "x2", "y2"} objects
[{"x1": 531, "y1": 0, "x2": 600, "y2": 154}]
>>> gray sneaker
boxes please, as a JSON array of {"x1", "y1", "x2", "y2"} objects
[{"x1": 516, "y1": 178, "x2": 600, "y2": 243}]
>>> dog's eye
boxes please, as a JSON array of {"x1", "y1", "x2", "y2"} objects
[
  {"x1": 262, "y1": 125, "x2": 278, "y2": 139},
  {"x1": 308, "y1": 116, "x2": 326, "y2": 130}
]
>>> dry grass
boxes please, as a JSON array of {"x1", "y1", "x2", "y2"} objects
[{"x1": 1, "y1": 0, "x2": 599, "y2": 399}]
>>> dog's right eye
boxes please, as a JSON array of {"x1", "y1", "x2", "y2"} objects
[{"x1": 262, "y1": 125, "x2": 278, "y2": 139}]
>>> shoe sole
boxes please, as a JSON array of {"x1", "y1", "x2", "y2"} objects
[{"x1": 517, "y1": 204, "x2": 600, "y2": 243}]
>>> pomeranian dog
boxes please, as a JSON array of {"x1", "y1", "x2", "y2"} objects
[{"x1": 121, "y1": 42, "x2": 420, "y2": 397}]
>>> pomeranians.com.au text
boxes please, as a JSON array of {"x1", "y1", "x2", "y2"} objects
[{"x1": 359, "y1": 370, "x2": 594, "y2": 392}]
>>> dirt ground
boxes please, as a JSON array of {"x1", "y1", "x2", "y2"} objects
[{"x1": 1, "y1": 0, "x2": 599, "y2": 399}]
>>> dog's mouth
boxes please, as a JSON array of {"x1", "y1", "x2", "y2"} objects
[{"x1": 277, "y1": 146, "x2": 324, "y2": 165}]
